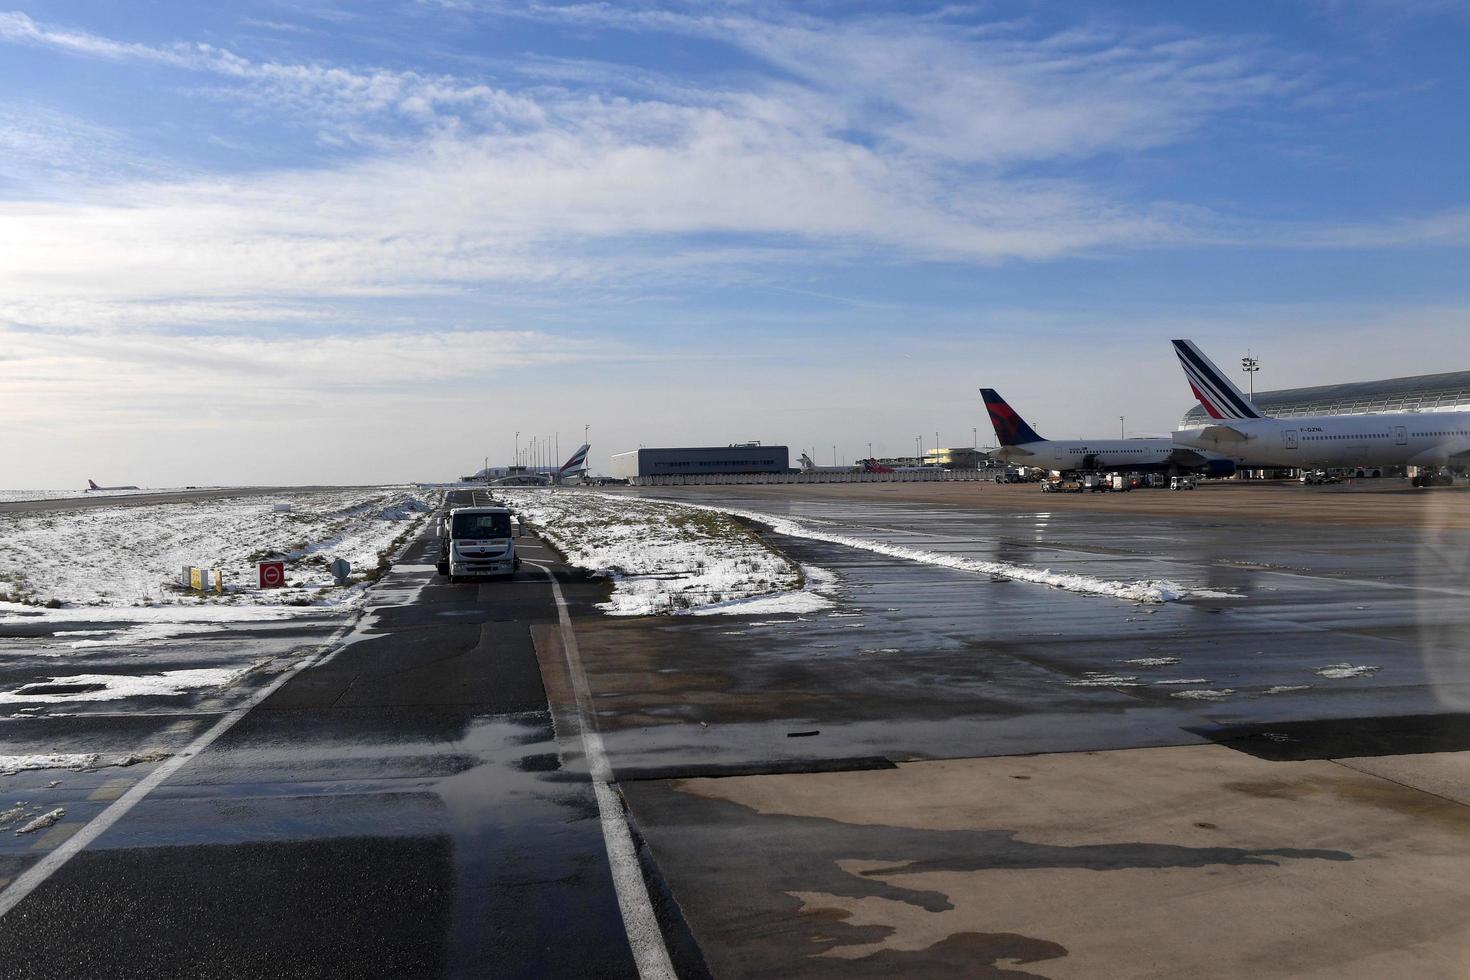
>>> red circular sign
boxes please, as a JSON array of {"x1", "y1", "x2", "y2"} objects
[{"x1": 258, "y1": 561, "x2": 286, "y2": 588}]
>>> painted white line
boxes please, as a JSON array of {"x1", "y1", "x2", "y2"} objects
[
  {"x1": 528, "y1": 560, "x2": 677, "y2": 980},
  {"x1": 0, "y1": 614, "x2": 361, "y2": 920}
]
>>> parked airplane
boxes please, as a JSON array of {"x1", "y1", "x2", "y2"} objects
[
  {"x1": 982, "y1": 389, "x2": 1235, "y2": 476},
  {"x1": 799, "y1": 452, "x2": 858, "y2": 474},
  {"x1": 555, "y1": 443, "x2": 592, "y2": 484},
  {"x1": 86, "y1": 479, "x2": 139, "y2": 491},
  {"x1": 487, "y1": 444, "x2": 593, "y2": 486},
  {"x1": 1171, "y1": 340, "x2": 1470, "y2": 470}
]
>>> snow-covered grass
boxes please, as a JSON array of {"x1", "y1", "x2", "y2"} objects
[
  {"x1": 500, "y1": 490, "x2": 834, "y2": 616},
  {"x1": 0, "y1": 488, "x2": 437, "y2": 617},
  {"x1": 639, "y1": 495, "x2": 1219, "y2": 604}
]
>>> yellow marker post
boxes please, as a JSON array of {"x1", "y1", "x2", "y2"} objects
[{"x1": 189, "y1": 567, "x2": 205, "y2": 590}]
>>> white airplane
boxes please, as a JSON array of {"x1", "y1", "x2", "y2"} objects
[
  {"x1": 1171, "y1": 339, "x2": 1470, "y2": 469},
  {"x1": 798, "y1": 452, "x2": 860, "y2": 474},
  {"x1": 86, "y1": 479, "x2": 139, "y2": 491},
  {"x1": 554, "y1": 443, "x2": 592, "y2": 484},
  {"x1": 982, "y1": 389, "x2": 1235, "y2": 476}
]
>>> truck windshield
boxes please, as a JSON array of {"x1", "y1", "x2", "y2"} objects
[{"x1": 452, "y1": 512, "x2": 512, "y2": 538}]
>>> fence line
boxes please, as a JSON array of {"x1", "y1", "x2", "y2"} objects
[{"x1": 627, "y1": 469, "x2": 996, "y2": 487}]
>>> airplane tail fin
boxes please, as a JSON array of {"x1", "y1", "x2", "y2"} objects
[
  {"x1": 87, "y1": 479, "x2": 99, "y2": 490},
  {"x1": 1171, "y1": 340, "x2": 1266, "y2": 420},
  {"x1": 558, "y1": 443, "x2": 591, "y2": 474},
  {"x1": 799, "y1": 453, "x2": 815, "y2": 471},
  {"x1": 980, "y1": 389, "x2": 1044, "y2": 446}
]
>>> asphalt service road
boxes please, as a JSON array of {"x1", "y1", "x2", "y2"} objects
[{"x1": 0, "y1": 489, "x2": 696, "y2": 980}]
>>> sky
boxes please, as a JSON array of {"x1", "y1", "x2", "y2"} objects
[{"x1": 2, "y1": 0, "x2": 1468, "y2": 485}]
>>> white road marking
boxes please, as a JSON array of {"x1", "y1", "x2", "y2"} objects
[
  {"x1": 0, "y1": 614, "x2": 361, "y2": 919},
  {"x1": 528, "y1": 560, "x2": 677, "y2": 980}
]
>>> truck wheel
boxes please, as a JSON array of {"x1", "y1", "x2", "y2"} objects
[{"x1": 436, "y1": 561, "x2": 449, "y2": 576}]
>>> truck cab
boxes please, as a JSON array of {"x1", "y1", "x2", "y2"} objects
[{"x1": 437, "y1": 506, "x2": 522, "y2": 581}]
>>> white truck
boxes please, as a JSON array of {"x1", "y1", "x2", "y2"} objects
[{"x1": 436, "y1": 506, "x2": 523, "y2": 582}]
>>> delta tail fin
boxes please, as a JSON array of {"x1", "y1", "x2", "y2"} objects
[
  {"x1": 980, "y1": 389, "x2": 1044, "y2": 447},
  {"x1": 1171, "y1": 340, "x2": 1265, "y2": 421},
  {"x1": 87, "y1": 479, "x2": 100, "y2": 490}
]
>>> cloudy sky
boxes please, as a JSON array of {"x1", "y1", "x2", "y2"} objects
[{"x1": 2, "y1": 0, "x2": 1468, "y2": 485}]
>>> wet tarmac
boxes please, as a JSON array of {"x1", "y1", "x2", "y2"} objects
[{"x1": 3, "y1": 483, "x2": 1469, "y2": 976}]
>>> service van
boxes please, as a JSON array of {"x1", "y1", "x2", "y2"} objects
[{"x1": 437, "y1": 506, "x2": 523, "y2": 581}]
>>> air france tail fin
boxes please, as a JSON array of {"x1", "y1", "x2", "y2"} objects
[
  {"x1": 1171, "y1": 340, "x2": 1265, "y2": 420},
  {"x1": 980, "y1": 389, "x2": 1044, "y2": 446}
]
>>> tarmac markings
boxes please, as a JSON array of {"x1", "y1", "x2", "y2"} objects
[
  {"x1": 0, "y1": 614, "x2": 362, "y2": 921},
  {"x1": 29, "y1": 823, "x2": 83, "y2": 852},
  {"x1": 527, "y1": 560, "x2": 677, "y2": 980},
  {"x1": 86, "y1": 778, "x2": 134, "y2": 802}
]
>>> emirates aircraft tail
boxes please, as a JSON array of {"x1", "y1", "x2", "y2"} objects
[{"x1": 555, "y1": 444, "x2": 591, "y2": 482}]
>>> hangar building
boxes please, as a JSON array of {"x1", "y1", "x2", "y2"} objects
[
  {"x1": 610, "y1": 444, "x2": 791, "y2": 479},
  {"x1": 1181, "y1": 369, "x2": 1470, "y2": 428}
]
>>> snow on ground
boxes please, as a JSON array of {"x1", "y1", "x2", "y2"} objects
[
  {"x1": 1315, "y1": 664, "x2": 1381, "y2": 679},
  {"x1": 1170, "y1": 689, "x2": 1236, "y2": 700},
  {"x1": 637, "y1": 494, "x2": 1219, "y2": 604},
  {"x1": 0, "y1": 487, "x2": 437, "y2": 618},
  {"x1": 0, "y1": 665, "x2": 261, "y2": 704},
  {"x1": 13, "y1": 807, "x2": 64, "y2": 835},
  {"x1": 0, "y1": 488, "x2": 203, "y2": 503},
  {"x1": 0, "y1": 751, "x2": 170, "y2": 775},
  {"x1": 500, "y1": 490, "x2": 836, "y2": 616}
]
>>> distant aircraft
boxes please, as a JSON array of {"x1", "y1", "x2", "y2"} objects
[
  {"x1": 799, "y1": 452, "x2": 859, "y2": 474},
  {"x1": 555, "y1": 443, "x2": 592, "y2": 484},
  {"x1": 86, "y1": 479, "x2": 139, "y2": 491},
  {"x1": 982, "y1": 389, "x2": 1235, "y2": 476},
  {"x1": 486, "y1": 443, "x2": 594, "y2": 486},
  {"x1": 1171, "y1": 340, "x2": 1470, "y2": 470}
]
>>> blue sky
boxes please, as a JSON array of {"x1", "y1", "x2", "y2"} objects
[{"x1": 2, "y1": 0, "x2": 1468, "y2": 484}]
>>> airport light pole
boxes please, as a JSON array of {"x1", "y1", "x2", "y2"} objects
[
  {"x1": 1242, "y1": 353, "x2": 1259, "y2": 398},
  {"x1": 1119, "y1": 416, "x2": 1125, "y2": 439},
  {"x1": 515, "y1": 431, "x2": 519, "y2": 472},
  {"x1": 832, "y1": 445, "x2": 837, "y2": 466}
]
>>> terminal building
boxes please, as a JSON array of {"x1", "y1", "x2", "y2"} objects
[
  {"x1": 610, "y1": 444, "x2": 791, "y2": 479},
  {"x1": 1180, "y1": 369, "x2": 1470, "y2": 428}
]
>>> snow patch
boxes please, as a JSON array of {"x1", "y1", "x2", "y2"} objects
[
  {"x1": 1067, "y1": 673, "x2": 1140, "y2": 687},
  {"x1": 0, "y1": 665, "x2": 259, "y2": 704},
  {"x1": 1263, "y1": 685, "x2": 1313, "y2": 694},
  {"x1": 1121, "y1": 657, "x2": 1181, "y2": 667},
  {"x1": 1169, "y1": 689, "x2": 1235, "y2": 701},
  {"x1": 1315, "y1": 664, "x2": 1381, "y2": 679},
  {"x1": 14, "y1": 807, "x2": 64, "y2": 835},
  {"x1": 501, "y1": 491, "x2": 834, "y2": 616}
]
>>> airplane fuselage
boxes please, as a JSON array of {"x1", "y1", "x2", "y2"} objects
[
  {"x1": 997, "y1": 439, "x2": 1231, "y2": 475},
  {"x1": 1174, "y1": 412, "x2": 1470, "y2": 469}
]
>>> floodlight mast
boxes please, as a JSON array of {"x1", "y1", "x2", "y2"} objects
[{"x1": 1241, "y1": 353, "x2": 1260, "y2": 399}]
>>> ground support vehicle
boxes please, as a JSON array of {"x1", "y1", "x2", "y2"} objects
[
  {"x1": 437, "y1": 506, "x2": 523, "y2": 582},
  {"x1": 1170, "y1": 476, "x2": 1197, "y2": 490}
]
